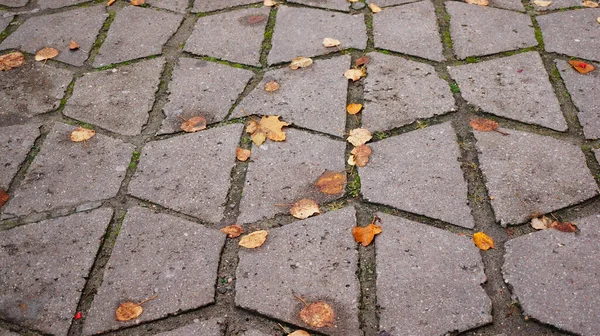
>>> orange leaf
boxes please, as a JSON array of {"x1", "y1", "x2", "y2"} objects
[
  {"x1": 346, "y1": 103, "x2": 362, "y2": 115},
  {"x1": 107, "y1": 0, "x2": 116, "y2": 5},
  {"x1": 0, "y1": 52, "x2": 25, "y2": 71},
  {"x1": 239, "y1": 230, "x2": 268, "y2": 248},
  {"x1": 569, "y1": 60, "x2": 595, "y2": 74},
  {"x1": 551, "y1": 221, "x2": 577, "y2": 232},
  {"x1": 355, "y1": 56, "x2": 370, "y2": 67},
  {"x1": 466, "y1": 0, "x2": 490, "y2": 5},
  {"x1": 369, "y1": 3, "x2": 383, "y2": 12},
  {"x1": 289, "y1": 331, "x2": 310, "y2": 336},
  {"x1": 70, "y1": 127, "x2": 95, "y2": 142},
  {"x1": 35, "y1": 47, "x2": 59, "y2": 62},
  {"x1": 352, "y1": 223, "x2": 382, "y2": 246},
  {"x1": 69, "y1": 40, "x2": 80, "y2": 50},
  {"x1": 473, "y1": 232, "x2": 494, "y2": 250},
  {"x1": 290, "y1": 199, "x2": 320, "y2": 219},
  {"x1": 348, "y1": 144, "x2": 372, "y2": 167},
  {"x1": 220, "y1": 224, "x2": 244, "y2": 238},
  {"x1": 0, "y1": 189, "x2": 9, "y2": 208},
  {"x1": 131, "y1": 0, "x2": 145, "y2": 5},
  {"x1": 115, "y1": 295, "x2": 156, "y2": 322},
  {"x1": 264, "y1": 80, "x2": 280, "y2": 92},
  {"x1": 470, "y1": 118, "x2": 499, "y2": 132},
  {"x1": 299, "y1": 301, "x2": 335, "y2": 328},
  {"x1": 315, "y1": 170, "x2": 346, "y2": 195},
  {"x1": 180, "y1": 116, "x2": 207, "y2": 133},
  {"x1": 236, "y1": 147, "x2": 251, "y2": 161}
]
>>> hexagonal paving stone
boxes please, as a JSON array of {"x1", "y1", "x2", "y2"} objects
[
  {"x1": 236, "y1": 207, "x2": 361, "y2": 336},
  {"x1": 232, "y1": 55, "x2": 350, "y2": 137},
  {"x1": 238, "y1": 129, "x2": 346, "y2": 224},
  {"x1": 2, "y1": 123, "x2": 133, "y2": 217},
  {"x1": 147, "y1": 0, "x2": 188, "y2": 13},
  {"x1": 373, "y1": 0, "x2": 445, "y2": 62},
  {"x1": 448, "y1": 52, "x2": 567, "y2": 131},
  {"x1": 0, "y1": 6, "x2": 108, "y2": 66},
  {"x1": 503, "y1": 213, "x2": 600, "y2": 336},
  {"x1": 38, "y1": 0, "x2": 88, "y2": 9},
  {"x1": 474, "y1": 128, "x2": 599, "y2": 226},
  {"x1": 128, "y1": 124, "x2": 242, "y2": 223},
  {"x1": 556, "y1": 59, "x2": 600, "y2": 139},
  {"x1": 155, "y1": 319, "x2": 223, "y2": 336},
  {"x1": 0, "y1": 208, "x2": 113, "y2": 335},
  {"x1": 531, "y1": 0, "x2": 579, "y2": 11},
  {"x1": 63, "y1": 58, "x2": 164, "y2": 136},
  {"x1": 159, "y1": 58, "x2": 253, "y2": 134},
  {"x1": 359, "y1": 122, "x2": 475, "y2": 228},
  {"x1": 362, "y1": 52, "x2": 455, "y2": 132},
  {"x1": 446, "y1": 2, "x2": 536, "y2": 59},
  {"x1": 83, "y1": 207, "x2": 225, "y2": 334},
  {"x1": 192, "y1": 0, "x2": 260, "y2": 12},
  {"x1": 0, "y1": 0, "x2": 27, "y2": 6},
  {"x1": 0, "y1": 124, "x2": 39, "y2": 190},
  {"x1": 184, "y1": 7, "x2": 269, "y2": 66},
  {"x1": 376, "y1": 212, "x2": 492, "y2": 335},
  {"x1": 93, "y1": 6, "x2": 183, "y2": 67},
  {"x1": 267, "y1": 6, "x2": 366, "y2": 65},
  {"x1": 288, "y1": 0, "x2": 349, "y2": 11}
]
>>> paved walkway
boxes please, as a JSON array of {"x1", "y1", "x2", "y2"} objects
[{"x1": 1, "y1": 0, "x2": 599, "y2": 335}]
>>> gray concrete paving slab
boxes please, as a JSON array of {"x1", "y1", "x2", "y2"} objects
[
  {"x1": 238, "y1": 128, "x2": 346, "y2": 224},
  {"x1": 235, "y1": 207, "x2": 361, "y2": 336},
  {"x1": 0, "y1": 6, "x2": 107, "y2": 66},
  {"x1": 474, "y1": 128, "x2": 599, "y2": 226},
  {"x1": 192, "y1": 0, "x2": 260, "y2": 13},
  {"x1": 488, "y1": 0, "x2": 525, "y2": 11},
  {"x1": 359, "y1": 122, "x2": 475, "y2": 228},
  {"x1": 0, "y1": 0, "x2": 27, "y2": 6},
  {"x1": 38, "y1": 0, "x2": 88, "y2": 9},
  {"x1": 446, "y1": 2, "x2": 536, "y2": 59},
  {"x1": 367, "y1": 0, "x2": 421, "y2": 7},
  {"x1": 83, "y1": 207, "x2": 225, "y2": 334},
  {"x1": 448, "y1": 52, "x2": 567, "y2": 131},
  {"x1": 376, "y1": 212, "x2": 492, "y2": 335},
  {"x1": 373, "y1": 1, "x2": 445, "y2": 62},
  {"x1": 503, "y1": 213, "x2": 600, "y2": 336},
  {"x1": 93, "y1": 6, "x2": 183, "y2": 67},
  {"x1": 184, "y1": 7, "x2": 269, "y2": 66},
  {"x1": 362, "y1": 52, "x2": 455, "y2": 132},
  {"x1": 0, "y1": 124, "x2": 39, "y2": 190},
  {"x1": 530, "y1": 0, "x2": 579, "y2": 11},
  {"x1": 155, "y1": 319, "x2": 223, "y2": 336},
  {"x1": 0, "y1": 12, "x2": 11, "y2": 32},
  {"x1": 128, "y1": 124, "x2": 242, "y2": 222},
  {"x1": 267, "y1": 6, "x2": 366, "y2": 65},
  {"x1": 232, "y1": 55, "x2": 350, "y2": 137},
  {"x1": 595, "y1": 149, "x2": 600, "y2": 164},
  {"x1": 0, "y1": 208, "x2": 113, "y2": 335},
  {"x1": 0, "y1": 329, "x2": 20, "y2": 336},
  {"x1": 241, "y1": 330, "x2": 270, "y2": 336},
  {"x1": 2, "y1": 123, "x2": 134, "y2": 217},
  {"x1": 147, "y1": 0, "x2": 189, "y2": 13},
  {"x1": 288, "y1": 0, "x2": 350, "y2": 11}
]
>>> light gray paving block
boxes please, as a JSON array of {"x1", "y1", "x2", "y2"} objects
[
  {"x1": 238, "y1": 129, "x2": 346, "y2": 224},
  {"x1": 363, "y1": 52, "x2": 455, "y2": 132},
  {"x1": 537, "y1": 8, "x2": 600, "y2": 62},
  {"x1": 2, "y1": 123, "x2": 133, "y2": 217},
  {"x1": 489, "y1": 0, "x2": 525, "y2": 11},
  {"x1": 160, "y1": 58, "x2": 253, "y2": 134},
  {"x1": 448, "y1": 52, "x2": 567, "y2": 131},
  {"x1": 367, "y1": 0, "x2": 421, "y2": 7},
  {"x1": 63, "y1": 58, "x2": 164, "y2": 136},
  {"x1": 268, "y1": 6, "x2": 366, "y2": 64},
  {"x1": 0, "y1": 329, "x2": 20, "y2": 336},
  {"x1": 595, "y1": 149, "x2": 600, "y2": 164},
  {"x1": 359, "y1": 123, "x2": 475, "y2": 228},
  {"x1": 185, "y1": 7, "x2": 269, "y2": 66},
  {"x1": 147, "y1": 0, "x2": 188, "y2": 13},
  {"x1": 288, "y1": 0, "x2": 349, "y2": 11},
  {"x1": 376, "y1": 212, "x2": 492, "y2": 335},
  {"x1": 0, "y1": 12, "x2": 11, "y2": 32},
  {"x1": 93, "y1": 6, "x2": 183, "y2": 67},
  {"x1": 556, "y1": 59, "x2": 600, "y2": 139},
  {"x1": 193, "y1": 0, "x2": 260, "y2": 12},
  {"x1": 236, "y1": 207, "x2": 361, "y2": 336},
  {"x1": 446, "y1": 2, "x2": 536, "y2": 59},
  {"x1": 0, "y1": 124, "x2": 39, "y2": 190},
  {"x1": 373, "y1": 1, "x2": 445, "y2": 62},
  {"x1": 84, "y1": 207, "x2": 225, "y2": 334},
  {"x1": 232, "y1": 55, "x2": 350, "y2": 137},
  {"x1": 0, "y1": 0, "x2": 27, "y2": 7},
  {"x1": 0, "y1": 6, "x2": 107, "y2": 66},
  {"x1": 503, "y1": 213, "x2": 600, "y2": 336},
  {"x1": 0, "y1": 208, "x2": 113, "y2": 335},
  {"x1": 155, "y1": 319, "x2": 223, "y2": 336},
  {"x1": 128, "y1": 124, "x2": 242, "y2": 222},
  {"x1": 530, "y1": 0, "x2": 579, "y2": 10},
  {"x1": 474, "y1": 128, "x2": 599, "y2": 226},
  {"x1": 38, "y1": 0, "x2": 88, "y2": 9}
]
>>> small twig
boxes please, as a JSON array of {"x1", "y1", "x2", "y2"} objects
[
  {"x1": 293, "y1": 293, "x2": 309, "y2": 307},
  {"x1": 370, "y1": 215, "x2": 381, "y2": 225},
  {"x1": 138, "y1": 294, "x2": 158, "y2": 306},
  {"x1": 176, "y1": 115, "x2": 188, "y2": 122},
  {"x1": 493, "y1": 129, "x2": 509, "y2": 136},
  {"x1": 277, "y1": 323, "x2": 290, "y2": 334},
  {"x1": 274, "y1": 203, "x2": 293, "y2": 207},
  {"x1": 241, "y1": 108, "x2": 260, "y2": 123}
]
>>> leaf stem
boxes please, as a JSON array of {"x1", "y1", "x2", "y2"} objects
[{"x1": 138, "y1": 294, "x2": 158, "y2": 306}]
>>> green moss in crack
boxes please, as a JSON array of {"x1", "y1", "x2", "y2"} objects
[
  {"x1": 128, "y1": 151, "x2": 141, "y2": 170},
  {"x1": 449, "y1": 82, "x2": 460, "y2": 94}
]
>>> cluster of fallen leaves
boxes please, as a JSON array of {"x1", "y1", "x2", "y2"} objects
[
  {"x1": 530, "y1": 214, "x2": 577, "y2": 232},
  {"x1": 347, "y1": 128, "x2": 373, "y2": 167}
]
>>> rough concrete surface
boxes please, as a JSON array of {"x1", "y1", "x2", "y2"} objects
[
  {"x1": 147, "y1": 0, "x2": 189, "y2": 13},
  {"x1": 0, "y1": 0, "x2": 27, "y2": 6},
  {"x1": 38, "y1": 0, "x2": 88, "y2": 9},
  {"x1": 0, "y1": 124, "x2": 39, "y2": 189},
  {"x1": 154, "y1": 319, "x2": 224, "y2": 336},
  {"x1": 192, "y1": 0, "x2": 260, "y2": 13},
  {"x1": 288, "y1": 0, "x2": 350, "y2": 11}
]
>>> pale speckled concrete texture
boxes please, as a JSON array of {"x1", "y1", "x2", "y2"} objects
[
  {"x1": 154, "y1": 319, "x2": 224, "y2": 336},
  {"x1": 0, "y1": 124, "x2": 39, "y2": 189}
]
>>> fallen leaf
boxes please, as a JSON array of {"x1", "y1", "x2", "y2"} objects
[
  {"x1": 533, "y1": 0, "x2": 552, "y2": 5},
  {"x1": 264, "y1": 80, "x2": 280, "y2": 92},
  {"x1": 470, "y1": 118, "x2": 509, "y2": 135},
  {"x1": 131, "y1": 0, "x2": 145, "y2": 5},
  {"x1": 107, "y1": 0, "x2": 116, "y2": 5},
  {"x1": 69, "y1": 40, "x2": 80, "y2": 50},
  {"x1": 180, "y1": 116, "x2": 207, "y2": 132},
  {"x1": 236, "y1": 147, "x2": 251, "y2": 161},
  {"x1": 582, "y1": 0, "x2": 599, "y2": 7},
  {"x1": 347, "y1": 128, "x2": 372, "y2": 146},
  {"x1": 70, "y1": 127, "x2": 95, "y2": 142},
  {"x1": 315, "y1": 170, "x2": 347, "y2": 195},
  {"x1": 289, "y1": 331, "x2": 310, "y2": 336},
  {"x1": 531, "y1": 216, "x2": 553, "y2": 230},
  {"x1": 346, "y1": 103, "x2": 362, "y2": 115},
  {"x1": 264, "y1": 0, "x2": 277, "y2": 6},
  {"x1": 551, "y1": 221, "x2": 577, "y2": 232},
  {"x1": 348, "y1": 144, "x2": 372, "y2": 167},
  {"x1": 323, "y1": 37, "x2": 341, "y2": 47},
  {"x1": 0, "y1": 189, "x2": 9, "y2": 208},
  {"x1": 239, "y1": 230, "x2": 268, "y2": 248},
  {"x1": 220, "y1": 224, "x2": 244, "y2": 238},
  {"x1": 344, "y1": 68, "x2": 366, "y2": 81},
  {"x1": 466, "y1": 0, "x2": 489, "y2": 5},
  {"x1": 473, "y1": 232, "x2": 494, "y2": 250},
  {"x1": 246, "y1": 116, "x2": 290, "y2": 146},
  {"x1": 299, "y1": 301, "x2": 335, "y2": 328},
  {"x1": 352, "y1": 223, "x2": 382, "y2": 246},
  {"x1": 290, "y1": 199, "x2": 320, "y2": 219},
  {"x1": 247, "y1": 15, "x2": 266, "y2": 24},
  {"x1": 569, "y1": 60, "x2": 595, "y2": 74},
  {"x1": 597, "y1": 16, "x2": 600, "y2": 24},
  {"x1": 290, "y1": 56, "x2": 313, "y2": 70},
  {"x1": 0, "y1": 51, "x2": 25, "y2": 71},
  {"x1": 369, "y1": 3, "x2": 382, "y2": 12},
  {"x1": 74, "y1": 312, "x2": 82, "y2": 320},
  {"x1": 115, "y1": 295, "x2": 157, "y2": 322},
  {"x1": 355, "y1": 56, "x2": 370, "y2": 67},
  {"x1": 35, "y1": 47, "x2": 59, "y2": 62},
  {"x1": 348, "y1": 0, "x2": 359, "y2": 2}
]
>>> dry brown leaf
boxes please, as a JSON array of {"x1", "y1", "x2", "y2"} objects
[
  {"x1": 131, "y1": 0, "x2": 145, "y2": 5},
  {"x1": 246, "y1": 116, "x2": 290, "y2": 146},
  {"x1": 352, "y1": 223, "x2": 382, "y2": 246},
  {"x1": 551, "y1": 221, "x2": 577, "y2": 232},
  {"x1": 290, "y1": 56, "x2": 313, "y2": 70},
  {"x1": 466, "y1": 0, "x2": 489, "y2": 5},
  {"x1": 264, "y1": 80, "x2": 280, "y2": 92},
  {"x1": 348, "y1": 144, "x2": 372, "y2": 167},
  {"x1": 180, "y1": 116, "x2": 207, "y2": 133},
  {"x1": 347, "y1": 128, "x2": 372, "y2": 146},
  {"x1": 299, "y1": 301, "x2": 335, "y2": 328},
  {"x1": 107, "y1": 0, "x2": 116, "y2": 5},
  {"x1": 290, "y1": 199, "x2": 320, "y2": 219},
  {"x1": 315, "y1": 170, "x2": 346, "y2": 195},
  {"x1": 239, "y1": 230, "x2": 268, "y2": 248},
  {"x1": 247, "y1": 15, "x2": 266, "y2": 24},
  {"x1": 236, "y1": 147, "x2": 251, "y2": 161},
  {"x1": 289, "y1": 331, "x2": 310, "y2": 336},
  {"x1": 569, "y1": 60, "x2": 595, "y2": 74},
  {"x1": 35, "y1": 47, "x2": 59, "y2": 62},
  {"x1": 369, "y1": 3, "x2": 383, "y2": 12},
  {"x1": 346, "y1": 103, "x2": 362, "y2": 115},
  {"x1": 264, "y1": 0, "x2": 277, "y2": 6},
  {"x1": 473, "y1": 232, "x2": 494, "y2": 250},
  {"x1": 597, "y1": 16, "x2": 600, "y2": 24},
  {"x1": 220, "y1": 224, "x2": 244, "y2": 238},
  {"x1": 348, "y1": 0, "x2": 359, "y2": 2},
  {"x1": 355, "y1": 56, "x2": 370, "y2": 67},
  {"x1": 470, "y1": 118, "x2": 509, "y2": 135},
  {"x1": 344, "y1": 68, "x2": 366, "y2": 81},
  {"x1": 69, "y1": 40, "x2": 80, "y2": 50},
  {"x1": 70, "y1": 127, "x2": 95, "y2": 142},
  {"x1": 0, "y1": 52, "x2": 25, "y2": 71},
  {"x1": 531, "y1": 216, "x2": 553, "y2": 230},
  {"x1": 115, "y1": 295, "x2": 156, "y2": 322},
  {"x1": 323, "y1": 37, "x2": 341, "y2": 47},
  {"x1": 582, "y1": 0, "x2": 599, "y2": 7},
  {"x1": 0, "y1": 189, "x2": 9, "y2": 208}
]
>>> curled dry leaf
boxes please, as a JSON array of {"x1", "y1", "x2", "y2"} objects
[
  {"x1": 531, "y1": 216, "x2": 553, "y2": 230},
  {"x1": 107, "y1": 0, "x2": 116, "y2": 5},
  {"x1": 369, "y1": 3, "x2": 383, "y2": 12},
  {"x1": 264, "y1": 0, "x2": 277, "y2": 6},
  {"x1": 290, "y1": 199, "x2": 320, "y2": 219},
  {"x1": 0, "y1": 189, "x2": 9, "y2": 208},
  {"x1": 220, "y1": 224, "x2": 244, "y2": 238},
  {"x1": 315, "y1": 170, "x2": 347, "y2": 195},
  {"x1": 344, "y1": 68, "x2": 366, "y2": 81},
  {"x1": 470, "y1": 118, "x2": 509, "y2": 135},
  {"x1": 264, "y1": 80, "x2": 280, "y2": 92},
  {"x1": 299, "y1": 301, "x2": 335, "y2": 328},
  {"x1": 239, "y1": 230, "x2": 268, "y2": 248},
  {"x1": 582, "y1": 0, "x2": 599, "y2": 7},
  {"x1": 346, "y1": 103, "x2": 362, "y2": 115},
  {"x1": 473, "y1": 232, "x2": 494, "y2": 250},
  {"x1": 355, "y1": 56, "x2": 370, "y2": 67},
  {"x1": 352, "y1": 223, "x2": 382, "y2": 246},
  {"x1": 551, "y1": 221, "x2": 577, "y2": 232},
  {"x1": 290, "y1": 56, "x2": 313, "y2": 70},
  {"x1": 466, "y1": 0, "x2": 489, "y2": 5},
  {"x1": 70, "y1": 127, "x2": 96, "y2": 142},
  {"x1": 569, "y1": 60, "x2": 595, "y2": 74},
  {"x1": 131, "y1": 0, "x2": 145, "y2": 5},
  {"x1": 289, "y1": 331, "x2": 310, "y2": 336},
  {"x1": 35, "y1": 47, "x2": 59, "y2": 62},
  {"x1": 69, "y1": 40, "x2": 80, "y2": 50},
  {"x1": 348, "y1": 144, "x2": 372, "y2": 167},
  {"x1": 347, "y1": 128, "x2": 372, "y2": 146},
  {"x1": 180, "y1": 116, "x2": 207, "y2": 133},
  {"x1": 532, "y1": 0, "x2": 552, "y2": 5},
  {"x1": 0, "y1": 51, "x2": 25, "y2": 71},
  {"x1": 245, "y1": 115, "x2": 290, "y2": 146},
  {"x1": 236, "y1": 147, "x2": 251, "y2": 161},
  {"x1": 323, "y1": 37, "x2": 341, "y2": 47}
]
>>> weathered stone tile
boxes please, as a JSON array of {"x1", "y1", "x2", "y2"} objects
[
  {"x1": 238, "y1": 129, "x2": 346, "y2": 224},
  {"x1": 367, "y1": 0, "x2": 421, "y2": 7},
  {"x1": 147, "y1": 0, "x2": 188, "y2": 13},
  {"x1": 474, "y1": 129, "x2": 599, "y2": 226},
  {"x1": 489, "y1": 0, "x2": 525, "y2": 11},
  {"x1": 185, "y1": 7, "x2": 269, "y2": 66},
  {"x1": 0, "y1": 0, "x2": 27, "y2": 7},
  {"x1": 373, "y1": 1, "x2": 445, "y2": 62},
  {"x1": 155, "y1": 319, "x2": 223, "y2": 336},
  {"x1": 376, "y1": 212, "x2": 492, "y2": 335},
  {"x1": 268, "y1": 6, "x2": 366, "y2": 65},
  {"x1": 359, "y1": 123, "x2": 475, "y2": 228},
  {"x1": 0, "y1": 329, "x2": 20, "y2": 336},
  {"x1": 38, "y1": 0, "x2": 88, "y2": 9},
  {"x1": 235, "y1": 207, "x2": 361, "y2": 336},
  {"x1": 503, "y1": 213, "x2": 600, "y2": 336},
  {"x1": 448, "y1": 52, "x2": 567, "y2": 131},
  {"x1": 63, "y1": 58, "x2": 164, "y2": 136},
  {"x1": 160, "y1": 58, "x2": 253, "y2": 134},
  {"x1": 128, "y1": 124, "x2": 242, "y2": 222},
  {"x1": 537, "y1": 9, "x2": 600, "y2": 62},
  {"x1": 232, "y1": 55, "x2": 350, "y2": 137},
  {"x1": 0, "y1": 208, "x2": 113, "y2": 335},
  {"x1": 0, "y1": 124, "x2": 39, "y2": 190},
  {"x1": 556, "y1": 60, "x2": 600, "y2": 139},
  {"x1": 446, "y1": 2, "x2": 536, "y2": 59},
  {"x1": 288, "y1": 0, "x2": 349, "y2": 11},
  {"x1": 0, "y1": 12, "x2": 11, "y2": 32},
  {"x1": 530, "y1": 0, "x2": 579, "y2": 10},
  {"x1": 595, "y1": 149, "x2": 600, "y2": 164},
  {"x1": 362, "y1": 52, "x2": 455, "y2": 132},
  {"x1": 241, "y1": 330, "x2": 270, "y2": 336},
  {"x1": 93, "y1": 6, "x2": 183, "y2": 67},
  {"x1": 2, "y1": 123, "x2": 133, "y2": 217},
  {"x1": 193, "y1": 0, "x2": 260, "y2": 13},
  {"x1": 0, "y1": 6, "x2": 108, "y2": 66},
  {"x1": 84, "y1": 207, "x2": 225, "y2": 334}
]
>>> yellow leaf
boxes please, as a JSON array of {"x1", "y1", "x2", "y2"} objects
[
  {"x1": 533, "y1": 0, "x2": 552, "y2": 6},
  {"x1": 344, "y1": 68, "x2": 365, "y2": 81},
  {"x1": 236, "y1": 147, "x2": 251, "y2": 161},
  {"x1": 35, "y1": 47, "x2": 59, "y2": 62},
  {"x1": 264, "y1": 80, "x2": 280, "y2": 92},
  {"x1": 290, "y1": 199, "x2": 320, "y2": 219},
  {"x1": 289, "y1": 331, "x2": 310, "y2": 336},
  {"x1": 582, "y1": 0, "x2": 599, "y2": 7},
  {"x1": 346, "y1": 103, "x2": 362, "y2": 115},
  {"x1": 473, "y1": 232, "x2": 494, "y2": 250},
  {"x1": 465, "y1": 0, "x2": 489, "y2": 5},
  {"x1": 69, "y1": 40, "x2": 80, "y2": 50},
  {"x1": 115, "y1": 302, "x2": 143, "y2": 321},
  {"x1": 264, "y1": 0, "x2": 277, "y2": 6},
  {"x1": 180, "y1": 116, "x2": 207, "y2": 133},
  {"x1": 0, "y1": 51, "x2": 25, "y2": 71},
  {"x1": 352, "y1": 223, "x2": 382, "y2": 246},
  {"x1": 107, "y1": 0, "x2": 116, "y2": 5},
  {"x1": 220, "y1": 224, "x2": 244, "y2": 238},
  {"x1": 239, "y1": 230, "x2": 268, "y2": 248},
  {"x1": 597, "y1": 16, "x2": 600, "y2": 24},
  {"x1": 348, "y1": 144, "x2": 372, "y2": 167},
  {"x1": 299, "y1": 301, "x2": 335, "y2": 328},
  {"x1": 290, "y1": 56, "x2": 313, "y2": 70},
  {"x1": 323, "y1": 37, "x2": 341, "y2": 47},
  {"x1": 347, "y1": 128, "x2": 372, "y2": 146},
  {"x1": 131, "y1": 0, "x2": 145, "y2": 5},
  {"x1": 245, "y1": 116, "x2": 290, "y2": 146},
  {"x1": 70, "y1": 127, "x2": 96, "y2": 142},
  {"x1": 315, "y1": 170, "x2": 346, "y2": 195},
  {"x1": 369, "y1": 3, "x2": 383, "y2": 12}
]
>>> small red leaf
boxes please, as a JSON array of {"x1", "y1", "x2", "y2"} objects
[
  {"x1": 74, "y1": 312, "x2": 82, "y2": 320},
  {"x1": 0, "y1": 189, "x2": 8, "y2": 208}
]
